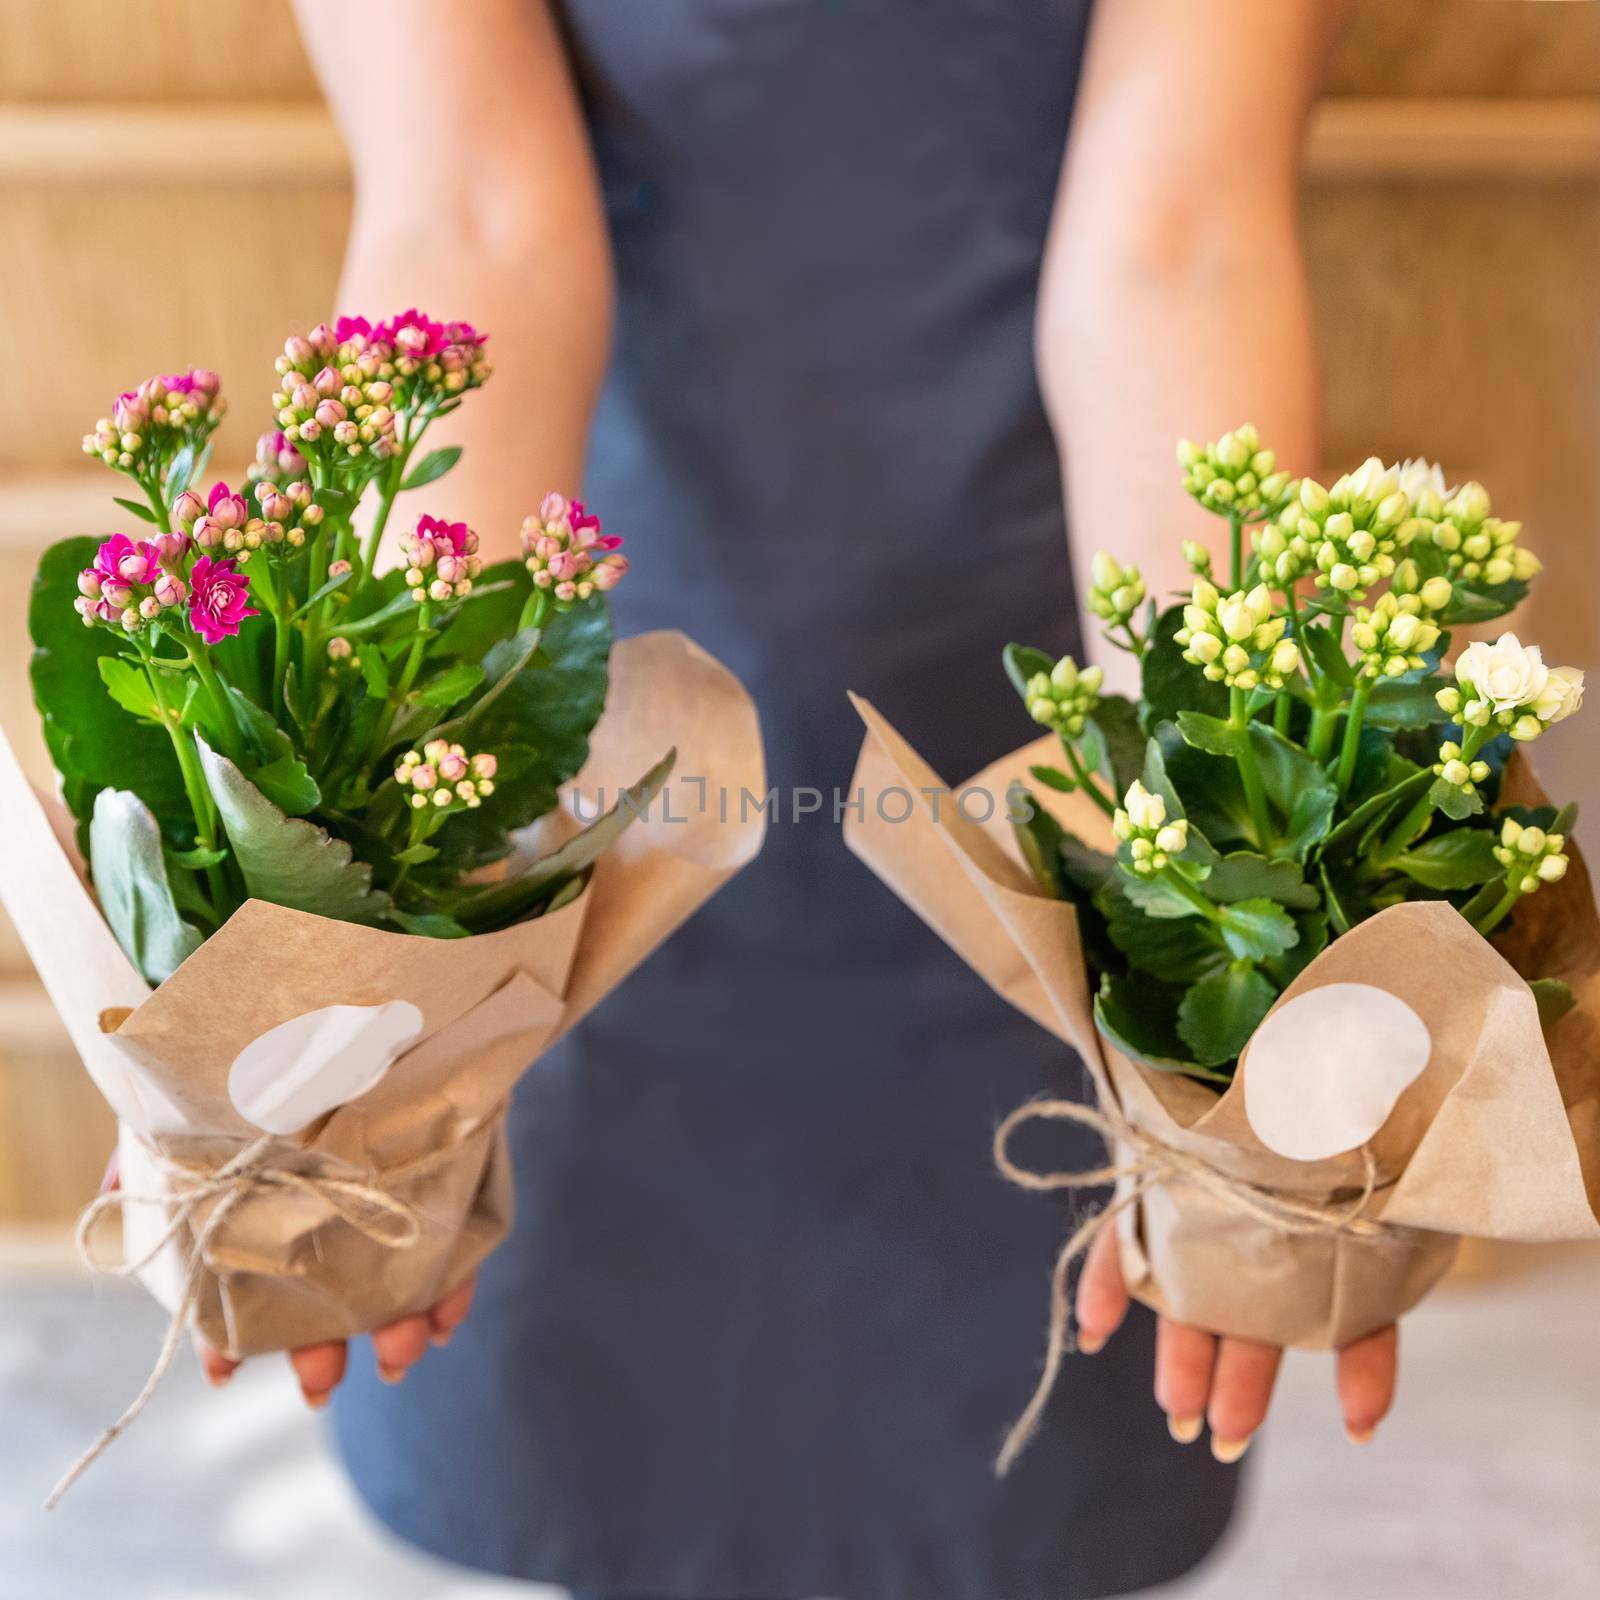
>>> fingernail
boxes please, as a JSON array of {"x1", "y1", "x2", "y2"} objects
[
  {"x1": 1210, "y1": 1434, "x2": 1252, "y2": 1464},
  {"x1": 205, "y1": 1369, "x2": 233, "y2": 1389},
  {"x1": 430, "y1": 1328, "x2": 453, "y2": 1349},
  {"x1": 1346, "y1": 1424, "x2": 1376, "y2": 1446},
  {"x1": 1076, "y1": 1330, "x2": 1106, "y2": 1355},
  {"x1": 1167, "y1": 1414, "x2": 1203, "y2": 1445},
  {"x1": 378, "y1": 1364, "x2": 406, "y2": 1385},
  {"x1": 303, "y1": 1390, "x2": 330, "y2": 1411}
]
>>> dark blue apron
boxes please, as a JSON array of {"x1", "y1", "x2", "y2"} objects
[{"x1": 334, "y1": 5, "x2": 1239, "y2": 1595}]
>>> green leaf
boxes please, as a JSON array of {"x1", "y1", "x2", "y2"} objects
[
  {"x1": 1119, "y1": 865, "x2": 1210, "y2": 919},
  {"x1": 221, "y1": 685, "x2": 321, "y2": 815},
  {"x1": 388, "y1": 909, "x2": 471, "y2": 939},
  {"x1": 196, "y1": 737, "x2": 391, "y2": 924},
  {"x1": 1217, "y1": 898, "x2": 1300, "y2": 962},
  {"x1": 1003, "y1": 643, "x2": 1055, "y2": 701},
  {"x1": 29, "y1": 536, "x2": 190, "y2": 842},
  {"x1": 1202, "y1": 851, "x2": 1320, "y2": 910},
  {"x1": 338, "y1": 588, "x2": 421, "y2": 639},
  {"x1": 1320, "y1": 766, "x2": 1432, "y2": 857},
  {"x1": 171, "y1": 843, "x2": 228, "y2": 870},
  {"x1": 358, "y1": 646, "x2": 390, "y2": 698},
  {"x1": 400, "y1": 446, "x2": 463, "y2": 492},
  {"x1": 1392, "y1": 827, "x2": 1502, "y2": 890},
  {"x1": 1264, "y1": 908, "x2": 1329, "y2": 988},
  {"x1": 1027, "y1": 764, "x2": 1076, "y2": 795},
  {"x1": 112, "y1": 495, "x2": 160, "y2": 525},
  {"x1": 1430, "y1": 776, "x2": 1484, "y2": 822},
  {"x1": 1442, "y1": 578, "x2": 1529, "y2": 627},
  {"x1": 414, "y1": 661, "x2": 485, "y2": 709},
  {"x1": 250, "y1": 754, "x2": 322, "y2": 816},
  {"x1": 1364, "y1": 677, "x2": 1449, "y2": 730},
  {"x1": 1248, "y1": 724, "x2": 1338, "y2": 860},
  {"x1": 1095, "y1": 971, "x2": 1229, "y2": 1082},
  {"x1": 1175, "y1": 709, "x2": 1246, "y2": 758},
  {"x1": 290, "y1": 567, "x2": 355, "y2": 620},
  {"x1": 1176, "y1": 964, "x2": 1279, "y2": 1067},
  {"x1": 1141, "y1": 604, "x2": 1229, "y2": 729},
  {"x1": 431, "y1": 600, "x2": 614, "y2": 871},
  {"x1": 393, "y1": 842, "x2": 440, "y2": 866},
  {"x1": 1300, "y1": 622, "x2": 1354, "y2": 689},
  {"x1": 1069, "y1": 695, "x2": 1144, "y2": 799},
  {"x1": 1529, "y1": 977, "x2": 1576, "y2": 1029},
  {"x1": 451, "y1": 749, "x2": 676, "y2": 933},
  {"x1": 1320, "y1": 861, "x2": 1358, "y2": 935},
  {"x1": 88, "y1": 789, "x2": 204, "y2": 984},
  {"x1": 1010, "y1": 781, "x2": 1068, "y2": 897},
  {"x1": 165, "y1": 443, "x2": 197, "y2": 500},
  {"x1": 97, "y1": 655, "x2": 165, "y2": 723},
  {"x1": 1096, "y1": 876, "x2": 1229, "y2": 985}
]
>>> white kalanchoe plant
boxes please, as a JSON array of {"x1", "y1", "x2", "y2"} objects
[{"x1": 1006, "y1": 427, "x2": 1585, "y2": 1083}]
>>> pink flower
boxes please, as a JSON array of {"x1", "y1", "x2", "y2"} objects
[
  {"x1": 207, "y1": 481, "x2": 246, "y2": 527},
  {"x1": 378, "y1": 308, "x2": 448, "y2": 358},
  {"x1": 187, "y1": 556, "x2": 259, "y2": 644},
  {"x1": 334, "y1": 314, "x2": 373, "y2": 342},
  {"x1": 173, "y1": 488, "x2": 207, "y2": 526},
  {"x1": 93, "y1": 534, "x2": 162, "y2": 588},
  {"x1": 401, "y1": 514, "x2": 482, "y2": 601}
]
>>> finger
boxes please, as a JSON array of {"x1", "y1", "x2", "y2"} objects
[
  {"x1": 290, "y1": 1341, "x2": 348, "y2": 1409},
  {"x1": 192, "y1": 1335, "x2": 241, "y2": 1390},
  {"x1": 1073, "y1": 1225, "x2": 1129, "y2": 1355},
  {"x1": 371, "y1": 1313, "x2": 432, "y2": 1384},
  {"x1": 1337, "y1": 1322, "x2": 1398, "y2": 1444},
  {"x1": 1206, "y1": 1336, "x2": 1283, "y2": 1464},
  {"x1": 428, "y1": 1273, "x2": 476, "y2": 1348},
  {"x1": 1154, "y1": 1318, "x2": 1217, "y2": 1446}
]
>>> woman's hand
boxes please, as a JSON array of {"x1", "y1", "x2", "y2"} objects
[
  {"x1": 1076, "y1": 1224, "x2": 1398, "y2": 1460},
  {"x1": 193, "y1": 1276, "x2": 477, "y2": 1408},
  {"x1": 100, "y1": 1148, "x2": 474, "y2": 1407}
]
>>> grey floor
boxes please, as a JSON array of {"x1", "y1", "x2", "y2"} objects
[{"x1": 4, "y1": 1246, "x2": 1598, "y2": 1600}]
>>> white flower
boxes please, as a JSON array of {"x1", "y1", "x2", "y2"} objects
[
  {"x1": 1455, "y1": 633, "x2": 1550, "y2": 715},
  {"x1": 1123, "y1": 780, "x2": 1167, "y2": 832},
  {"x1": 1394, "y1": 458, "x2": 1456, "y2": 506},
  {"x1": 1338, "y1": 456, "x2": 1400, "y2": 507},
  {"x1": 1530, "y1": 664, "x2": 1585, "y2": 726}
]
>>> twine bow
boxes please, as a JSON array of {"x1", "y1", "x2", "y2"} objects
[
  {"x1": 45, "y1": 1133, "x2": 422, "y2": 1510},
  {"x1": 991, "y1": 1093, "x2": 1395, "y2": 1477}
]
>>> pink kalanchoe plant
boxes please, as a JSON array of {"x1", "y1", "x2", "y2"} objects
[
  {"x1": 187, "y1": 555, "x2": 259, "y2": 644},
  {"x1": 51, "y1": 311, "x2": 651, "y2": 974}
]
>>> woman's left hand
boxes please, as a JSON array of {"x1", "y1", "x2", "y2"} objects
[{"x1": 1075, "y1": 1223, "x2": 1398, "y2": 1461}]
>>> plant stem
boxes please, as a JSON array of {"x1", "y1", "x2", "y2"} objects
[
  {"x1": 183, "y1": 637, "x2": 244, "y2": 763},
  {"x1": 1062, "y1": 741, "x2": 1117, "y2": 818},
  {"x1": 1229, "y1": 511, "x2": 1243, "y2": 591},
  {"x1": 1273, "y1": 691, "x2": 1291, "y2": 736},
  {"x1": 1229, "y1": 686, "x2": 1273, "y2": 847},
  {"x1": 1473, "y1": 880, "x2": 1523, "y2": 937},
  {"x1": 1157, "y1": 863, "x2": 1222, "y2": 921},
  {"x1": 1370, "y1": 790, "x2": 1436, "y2": 872},
  {"x1": 138, "y1": 645, "x2": 228, "y2": 914},
  {"x1": 1333, "y1": 675, "x2": 1374, "y2": 798}
]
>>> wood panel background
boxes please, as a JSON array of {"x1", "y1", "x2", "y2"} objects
[{"x1": 1, "y1": 0, "x2": 1597, "y2": 1228}]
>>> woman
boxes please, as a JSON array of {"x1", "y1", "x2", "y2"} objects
[{"x1": 224, "y1": 2, "x2": 1391, "y2": 1594}]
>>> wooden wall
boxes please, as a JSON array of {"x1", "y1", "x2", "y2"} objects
[{"x1": 1, "y1": 0, "x2": 1597, "y2": 1225}]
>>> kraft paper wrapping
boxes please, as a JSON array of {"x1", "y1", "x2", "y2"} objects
[
  {"x1": 0, "y1": 630, "x2": 765, "y2": 1357},
  {"x1": 844, "y1": 696, "x2": 1600, "y2": 1350}
]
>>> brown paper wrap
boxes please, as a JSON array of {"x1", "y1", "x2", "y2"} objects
[
  {"x1": 844, "y1": 697, "x2": 1600, "y2": 1353},
  {"x1": 0, "y1": 630, "x2": 765, "y2": 1359}
]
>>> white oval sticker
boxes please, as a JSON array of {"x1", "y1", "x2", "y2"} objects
[
  {"x1": 1243, "y1": 983, "x2": 1431, "y2": 1161},
  {"x1": 227, "y1": 1000, "x2": 424, "y2": 1135}
]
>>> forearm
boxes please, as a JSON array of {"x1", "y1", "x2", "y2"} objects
[
  {"x1": 332, "y1": 193, "x2": 612, "y2": 553},
  {"x1": 1037, "y1": 0, "x2": 1345, "y2": 686},
  {"x1": 298, "y1": 0, "x2": 612, "y2": 561},
  {"x1": 1039, "y1": 203, "x2": 1320, "y2": 675}
]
